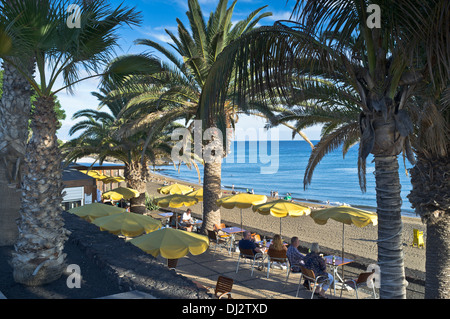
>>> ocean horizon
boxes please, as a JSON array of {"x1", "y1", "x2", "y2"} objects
[{"x1": 153, "y1": 140, "x2": 418, "y2": 219}]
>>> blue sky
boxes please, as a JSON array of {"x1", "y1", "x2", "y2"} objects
[{"x1": 56, "y1": 0, "x2": 322, "y2": 141}]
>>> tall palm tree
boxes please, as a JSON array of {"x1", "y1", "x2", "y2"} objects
[
  {"x1": 102, "y1": 0, "x2": 273, "y2": 234},
  {"x1": 0, "y1": 0, "x2": 141, "y2": 285},
  {"x1": 196, "y1": 1, "x2": 448, "y2": 298},
  {"x1": 404, "y1": 1, "x2": 449, "y2": 298},
  {"x1": 63, "y1": 87, "x2": 198, "y2": 214},
  {"x1": 0, "y1": 0, "x2": 35, "y2": 246},
  {"x1": 408, "y1": 86, "x2": 449, "y2": 299}
]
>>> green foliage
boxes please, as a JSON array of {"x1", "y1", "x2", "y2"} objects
[
  {"x1": 0, "y1": 69, "x2": 66, "y2": 130},
  {"x1": 145, "y1": 193, "x2": 160, "y2": 211}
]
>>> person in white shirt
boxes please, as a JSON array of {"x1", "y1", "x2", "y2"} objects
[{"x1": 182, "y1": 209, "x2": 194, "y2": 232}]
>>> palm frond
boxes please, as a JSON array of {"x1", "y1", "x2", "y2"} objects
[{"x1": 304, "y1": 122, "x2": 360, "y2": 190}]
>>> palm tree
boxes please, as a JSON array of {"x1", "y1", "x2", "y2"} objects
[
  {"x1": 0, "y1": 0, "x2": 36, "y2": 246},
  {"x1": 196, "y1": 1, "x2": 449, "y2": 298},
  {"x1": 408, "y1": 86, "x2": 449, "y2": 299},
  {"x1": 0, "y1": 66, "x2": 65, "y2": 246},
  {"x1": 63, "y1": 88, "x2": 197, "y2": 214},
  {"x1": 0, "y1": 0, "x2": 141, "y2": 285},
  {"x1": 403, "y1": 1, "x2": 449, "y2": 298},
  {"x1": 264, "y1": 81, "x2": 362, "y2": 187},
  {"x1": 102, "y1": 0, "x2": 273, "y2": 234}
]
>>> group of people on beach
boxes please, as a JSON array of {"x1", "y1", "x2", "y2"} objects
[
  {"x1": 168, "y1": 208, "x2": 198, "y2": 232},
  {"x1": 270, "y1": 190, "x2": 293, "y2": 202},
  {"x1": 238, "y1": 231, "x2": 333, "y2": 299}
]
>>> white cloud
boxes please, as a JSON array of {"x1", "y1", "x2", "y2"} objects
[
  {"x1": 234, "y1": 114, "x2": 322, "y2": 141},
  {"x1": 139, "y1": 25, "x2": 178, "y2": 45},
  {"x1": 266, "y1": 10, "x2": 293, "y2": 22}
]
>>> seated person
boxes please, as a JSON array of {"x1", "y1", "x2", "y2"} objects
[
  {"x1": 118, "y1": 199, "x2": 127, "y2": 208},
  {"x1": 268, "y1": 234, "x2": 287, "y2": 269},
  {"x1": 286, "y1": 236, "x2": 305, "y2": 272},
  {"x1": 268, "y1": 234, "x2": 287, "y2": 252},
  {"x1": 169, "y1": 214, "x2": 178, "y2": 228},
  {"x1": 238, "y1": 230, "x2": 263, "y2": 256},
  {"x1": 304, "y1": 243, "x2": 334, "y2": 298},
  {"x1": 103, "y1": 199, "x2": 113, "y2": 206},
  {"x1": 287, "y1": 236, "x2": 309, "y2": 289},
  {"x1": 181, "y1": 209, "x2": 194, "y2": 232}
]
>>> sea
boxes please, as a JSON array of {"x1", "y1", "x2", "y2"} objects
[{"x1": 153, "y1": 140, "x2": 418, "y2": 219}]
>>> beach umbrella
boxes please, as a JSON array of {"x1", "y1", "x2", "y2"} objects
[
  {"x1": 130, "y1": 227, "x2": 209, "y2": 259},
  {"x1": 80, "y1": 170, "x2": 110, "y2": 181},
  {"x1": 186, "y1": 188, "x2": 203, "y2": 201},
  {"x1": 80, "y1": 170, "x2": 100, "y2": 176},
  {"x1": 103, "y1": 176, "x2": 125, "y2": 184},
  {"x1": 157, "y1": 183, "x2": 193, "y2": 195},
  {"x1": 310, "y1": 206, "x2": 378, "y2": 282},
  {"x1": 92, "y1": 212, "x2": 161, "y2": 237},
  {"x1": 154, "y1": 194, "x2": 199, "y2": 229},
  {"x1": 102, "y1": 187, "x2": 140, "y2": 201},
  {"x1": 186, "y1": 188, "x2": 203, "y2": 214},
  {"x1": 252, "y1": 199, "x2": 311, "y2": 234},
  {"x1": 154, "y1": 194, "x2": 199, "y2": 208},
  {"x1": 216, "y1": 193, "x2": 267, "y2": 230},
  {"x1": 68, "y1": 202, "x2": 125, "y2": 222}
]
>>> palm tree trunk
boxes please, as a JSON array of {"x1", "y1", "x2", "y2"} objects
[
  {"x1": 374, "y1": 155, "x2": 407, "y2": 299},
  {"x1": 125, "y1": 160, "x2": 149, "y2": 214},
  {"x1": 408, "y1": 152, "x2": 450, "y2": 298},
  {"x1": 0, "y1": 59, "x2": 34, "y2": 246},
  {"x1": 200, "y1": 161, "x2": 222, "y2": 234},
  {"x1": 424, "y1": 215, "x2": 450, "y2": 299},
  {"x1": 10, "y1": 96, "x2": 69, "y2": 286}
]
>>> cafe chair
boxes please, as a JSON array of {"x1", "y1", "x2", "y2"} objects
[
  {"x1": 285, "y1": 255, "x2": 304, "y2": 284},
  {"x1": 340, "y1": 270, "x2": 377, "y2": 299},
  {"x1": 169, "y1": 214, "x2": 181, "y2": 229},
  {"x1": 266, "y1": 248, "x2": 289, "y2": 280},
  {"x1": 167, "y1": 259, "x2": 178, "y2": 270},
  {"x1": 214, "y1": 223, "x2": 229, "y2": 237},
  {"x1": 296, "y1": 266, "x2": 331, "y2": 299},
  {"x1": 251, "y1": 234, "x2": 261, "y2": 242},
  {"x1": 207, "y1": 230, "x2": 231, "y2": 255},
  {"x1": 236, "y1": 248, "x2": 265, "y2": 276},
  {"x1": 194, "y1": 276, "x2": 234, "y2": 299}
]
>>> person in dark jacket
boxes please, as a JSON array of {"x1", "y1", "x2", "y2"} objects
[{"x1": 304, "y1": 243, "x2": 334, "y2": 298}]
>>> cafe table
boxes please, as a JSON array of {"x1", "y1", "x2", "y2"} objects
[
  {"x1": 220, "y1": 227, "x2": 245, "y2": 254},
  {"x1": 158, "y1": 212, "x2": 173, "y2": 227},
  {"x1": 187, "y1": 219, "x2": 202, "y2": 233},
  {"x1": 324, "y1": 255, "x2": 354, "y2": 296}
]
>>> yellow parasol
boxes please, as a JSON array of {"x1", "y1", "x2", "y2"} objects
[
  {"x1": 103, "y1": 176, "x2": 125, "y2": 184},
  {"x1": 252, "y1": 199, "x2": 311, "y2": 234},
  {"x1": 186, "y1": 188, "x2": 203, "y2": 201},
  {"x1": 157, "y1": 183, "x2": 193, "y2": 195},
  {"x1": 130, "y1": 227, "x2": 209, "y2": 259},
  {"x1": 154, "y1": 194, "x2": 199, "y2": 208},
  {"x1": 310, "y1": 206, "x2": 377, "y2": 227},
  {"x1": 102, "y1": 187, "x2": 140, "y2": 201},
  {"x1": 92, "y1": 212, "x2": 161, "y2": 237},
  {"x1": 68, "y1": 202, "x2": 125, "y2": 222},
  {"x1": 310, "y1": 206, "x2": 378, "y2": 281},
  {"x1": 80, "y1": 170, "x2": 110, "y2": 181},
  {"x1": 216, "y1": 193, "x2": 267, "y2": 230}
]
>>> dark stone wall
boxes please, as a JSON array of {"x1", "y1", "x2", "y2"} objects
[{"x1": 63, "y1": 211, "x2": 211, "y2": 299}]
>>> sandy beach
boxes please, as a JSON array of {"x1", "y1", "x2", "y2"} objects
[{"x1": 146, "y1": 171, "x2": 427, "y2": 281}]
